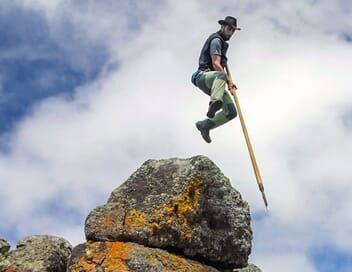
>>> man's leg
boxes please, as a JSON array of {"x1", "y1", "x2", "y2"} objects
[
  {"x1": 204, "y1": 71, "x2": 227, "y2": 103},
  {"x1": 208, "y1": 91, "x2": 237, "y2": 129},
  {"x1": 205, "y1": 71, "x2": 228, "y2": 118},
  {"x1": 195, "y1": 91, "x2": 237, "y2": 143},
  {"x1": 194, "y1": 71, "x2": 217, "y2": 143},
  {"x1": 194, "y1": 71, "x2": 235, "y2": 143}
]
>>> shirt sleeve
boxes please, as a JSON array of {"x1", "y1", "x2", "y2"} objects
[{"x1": 210, "y1": 38, "x2": 222, "y2": 56}]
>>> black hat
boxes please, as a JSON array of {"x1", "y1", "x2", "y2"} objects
[{"x1": 218, "y1": 16, "x2": 241, "y2": 30}]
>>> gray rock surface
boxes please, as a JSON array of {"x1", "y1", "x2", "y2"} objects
[
  {"x1": 0, "y1": 238, "x2": 10, "y2": 255},
  {"x1": 0, "y1": 235, "x2": 72, "y2": 272},
  {"x1": 233, "y1": 263, "x2": 262, "y2": 272},
  {"x1": 0, "y1": 238, "x2": 11, "y2": 267},
  {"x1": 85, "y1": 155, "x2": 252, "y2": 269}
]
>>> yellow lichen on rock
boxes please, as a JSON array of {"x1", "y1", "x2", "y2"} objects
[
  {"x1": 122, "y1": 177, "x2": 202, "y2": 240},
  {"x1": 69, "y1": 241, "x2": 131, "y2": 272},
  {"x1": 124, "y1": 209, "x2": 148, "y2": 232},
  {"x1": 150, "y1": 176, "x2": 202, "y2": 239},
  {"x1": 173, "y1": 176, "x2": 202, "y2": 215},
  {"x1": 68, "y1": 241, "x2": 218, "y2": 272},
  {"x1": 69, "y1": 242, "x2": 105, "y2": 271},
  {"x1": 103, "y1": 242, "x2": 131, "y2": 271}
]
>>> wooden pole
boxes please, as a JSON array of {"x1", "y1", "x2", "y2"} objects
[{"x1": 225, "y1": 65, "x2": 268, "y2": 208}]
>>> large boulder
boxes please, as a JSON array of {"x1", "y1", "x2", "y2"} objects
[
  {"x1": 85, "y1": 155, "x2": 252, "y2": 269},
  {"x1": 68, "y1": 241, "x2": 219, "y2": 272},
  {"x1": 0, "y1": 235, "x2": 72, "y2": 272}
]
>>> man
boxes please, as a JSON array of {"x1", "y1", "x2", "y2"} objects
[{"x1": 191, "y1": 16, "x2": 241, "y2": 143}]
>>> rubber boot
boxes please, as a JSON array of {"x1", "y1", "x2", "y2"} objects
[{"x1": 195, "y1": 119, "x2": 215, "y2": 143}]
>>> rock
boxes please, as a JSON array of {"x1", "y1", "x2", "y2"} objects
[
  {"x1": 0, "y1": 235, "x2": 72, "y2": 272},
  {"x1": 233, "y1": 264, "x2": 262, "y2": 272},
  {"x1": 68, "y1": 241, "x2": 219, "y2": 272},
  {"x1": 0, "y1": 238, "x2": 11, "y2": 267},
  {"x1": 0, "y1": 238, "x2": 10, "y2": 255},
  {"x1": 85, "y1": 155, "x2": 252, "y2": 269}
]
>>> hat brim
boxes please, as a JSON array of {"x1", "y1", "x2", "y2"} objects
[{"x1": 218, "y1": 20, "x2": 241, "y2": 30}]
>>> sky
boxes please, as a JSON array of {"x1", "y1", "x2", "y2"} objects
[{"x1": 0, "y1": 0, "x2": 351, "y2": 271}]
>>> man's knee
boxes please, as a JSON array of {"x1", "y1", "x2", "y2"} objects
[
  {"x1": 226, "y1": 104, "x2": 237, "y2": 120},
  {"x1": 214, "y1": 71, "x2": 227, "y2": 81}
]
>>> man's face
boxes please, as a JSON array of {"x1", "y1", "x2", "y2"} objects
[{"x1": 221, "y1": 24, "x2": 236, "y2": 40}]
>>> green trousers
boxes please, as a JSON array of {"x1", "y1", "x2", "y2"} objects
[{"x1": 195, "y1": 70, "x2": 237, "y2": 129}]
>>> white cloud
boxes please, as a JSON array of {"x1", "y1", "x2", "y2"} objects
[
  {"x1": 254, "y1": 252, "x2": 316, "y2": 272},
  {"x1": 1, "y1": 0, "x2": 352, "y2": 270}
]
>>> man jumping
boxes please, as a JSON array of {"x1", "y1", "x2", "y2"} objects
[{"x1": 191, "y1": 16, "x2": 241, "y2": 143}]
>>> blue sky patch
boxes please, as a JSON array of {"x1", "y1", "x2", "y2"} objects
[
  {"x1": 342, "y1": 33, "x2": 352, "y2": 43},
  {"x1": 310, "y1": 246, "x2": 352, "y2": 272},
  {"x1": 0, "y1": 6, "x2": 109, "y2": 134}
]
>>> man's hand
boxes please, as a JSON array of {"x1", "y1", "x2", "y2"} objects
[{"x1": 227, "y1": 81, "x2": 237, "y2": 94}]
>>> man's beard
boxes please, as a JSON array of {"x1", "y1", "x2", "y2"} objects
[{"x1": 218, "y1": 30, "x2": 230, "y2": 41}]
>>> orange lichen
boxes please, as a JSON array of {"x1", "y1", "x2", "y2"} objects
[
  {"x1": 83, "y1": 241, "x2": 106, "y2": 265},
  {"x1": 69, "y1": 242, "x2": 105, "y2": 271},
  {"x1": 69, "y1": 241, "x2": 131, "y2": 272},
  {"x1": 150, "y1": 176, "x2": 203, "y2": 239},
  {"x1": 98, "y1": 204, "x2": 125, "y2": 231},
  {"x1": 123, "y1": 176, "x2": 203, "y2": 240},
  {"x1": 124, "y1": 209, "x2": 148, "y2": 232},
  {"x1": 69, "y1": 241, "x2": 211, "y2": 272},
  {"x1": 102, "y1": 242, "x2": 131, "y2": 271},
  {"x1": 3, "y1": 265, "x2": 17, "y2": 272}
]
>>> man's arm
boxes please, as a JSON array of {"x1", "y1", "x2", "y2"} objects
[
  {"x1": 211, "y1": 55, "x2": 237, "y2": 93},
  {"x1": 209, "y1": 38, "x2": 224, "y2": 71},
  {"x1": 210, "y1": 38, "x2": 237, "y2": 93},
  {"x1": 211, "y1": 55, "x2": 224, "y2": 72}
]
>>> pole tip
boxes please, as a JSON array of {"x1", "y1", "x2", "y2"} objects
[{"x1": 261, "y1": 191, "x2": 268, "y2": 209}]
